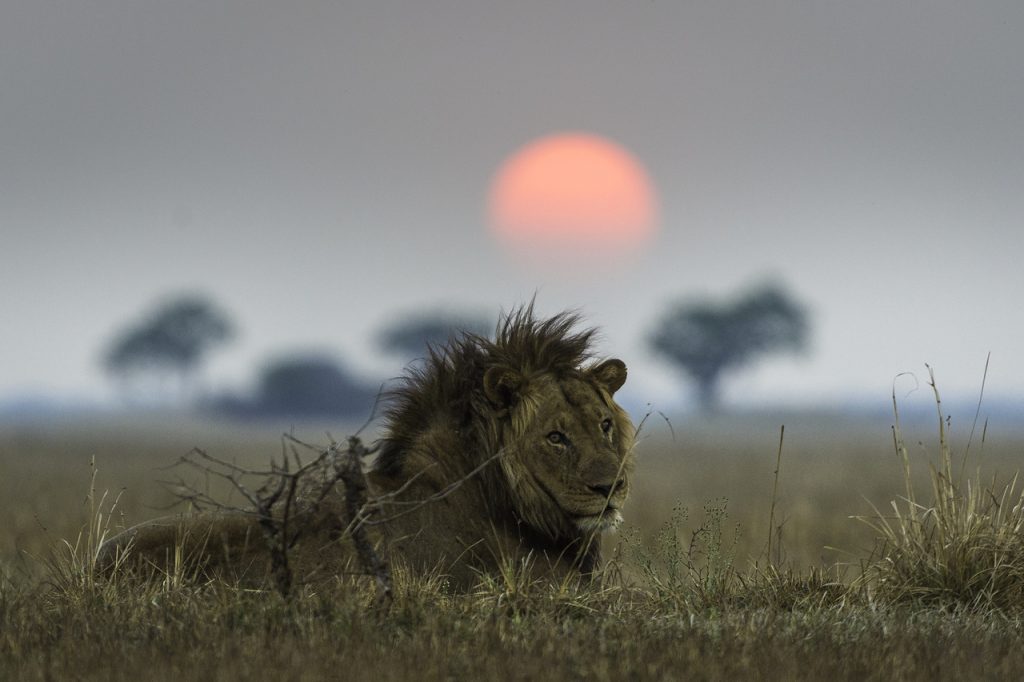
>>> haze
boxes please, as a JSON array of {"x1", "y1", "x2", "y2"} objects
[{"x1": 3, "y1": 2, "x2": 1023, "y2": 414}]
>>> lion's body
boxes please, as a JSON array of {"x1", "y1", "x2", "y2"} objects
[{"x1": 101, "y1": 306, "x2": 635, "y2": 589}]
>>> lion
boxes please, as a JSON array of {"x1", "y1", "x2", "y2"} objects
[{"x1": 99, "y1": 305, "x2": 635, "y2": 589}]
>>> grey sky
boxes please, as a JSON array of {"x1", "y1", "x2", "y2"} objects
[{"x1": 3, "y1": 1, "x2": 1023, "y2": 411}]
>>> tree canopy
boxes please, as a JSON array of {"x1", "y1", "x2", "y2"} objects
[
  {"x1": 649, "y1": 284, "x2": 808, "y2": 411},
  {"x1": 377, "y1": 310, "x2": 493, "y2": 359},
  {"x1": 104, "y1": 295, "x2": 234, "y2": 402},
  {"x1": 250, "y1": 355, "x2": 378, "y2": 418}
]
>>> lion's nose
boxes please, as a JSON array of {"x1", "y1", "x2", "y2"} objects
[{"x1": 588, "y1": 479, "x2": 626, "y2": 499}]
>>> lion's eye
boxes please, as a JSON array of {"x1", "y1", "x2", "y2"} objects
[
  {"x1": 547, "y1": 431, "x2": 567, "y2": 445},
  {"x1": 601, "y1": 418, "x2": 613, "y2": 434}
]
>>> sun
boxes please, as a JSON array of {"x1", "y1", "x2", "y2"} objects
[{"x1": 487, "y1": 132, "x2": 658, "y2": 261}]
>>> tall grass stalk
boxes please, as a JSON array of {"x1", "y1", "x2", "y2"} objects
[
  {"x1": 43, "y1": 457, "x2": 129, "y2": 595},
  {"x1": 766, "y1": 424, "x2": 785, "y2": 567}
]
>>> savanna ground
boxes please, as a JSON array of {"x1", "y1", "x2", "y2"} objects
[{"x1": 3, "y1": 394, "x2": 1024, "y2": 680}]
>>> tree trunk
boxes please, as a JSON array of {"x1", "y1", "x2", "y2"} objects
[{"x1": 694, "y1": 375, "x2": 721, "y2": 414}]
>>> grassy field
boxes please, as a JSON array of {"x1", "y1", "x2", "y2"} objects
[{"x1": 3, "y1": 403, "x2": 1024, "y2": 680}]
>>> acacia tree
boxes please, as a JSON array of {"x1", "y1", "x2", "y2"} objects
[
  {"x1": 377, "y1": 310, "x2": 492, "y2": 359},
  {"x1": 104, "y1": 295, "x2": 234, "y2": 404},
  {"x1": 252, "y1": 355, "x2": 378, "y2": 418},
  {"x1": 648, "y1": 284, "x2": 808, "y2": 412}
]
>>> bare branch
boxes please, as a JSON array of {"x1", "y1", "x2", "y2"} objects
[
  {"x1": 167, "y1": 435, "x2": 391, "y2": 601},
  {"x1": 167, "y1": 429, "x2": 501, "y2": 603},
  {"x1": 336, "y1": 436, "x2": 392, "y2": 603}
]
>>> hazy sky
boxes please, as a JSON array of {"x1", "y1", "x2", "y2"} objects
[{"x1": 3, "y1": 1, "x2": 1023, "y2": 412}]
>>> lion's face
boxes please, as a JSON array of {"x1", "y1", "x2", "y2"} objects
[{"x1": 485, "y1": 359, "x2": 635, "y2": 539}]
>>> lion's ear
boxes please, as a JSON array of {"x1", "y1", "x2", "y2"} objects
[
  {"x1": 483, "y1": 366, "x2": 522, "y2": 409},
  {"x1": 590, "y1": 359, "x2": 627, "y2": 395}
]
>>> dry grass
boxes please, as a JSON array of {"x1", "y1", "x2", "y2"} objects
[
  {"x1": 857, "y1": 370, "x2": 1024, "y2": 610},
  {"x1": 3, "y1": 400, "x2": 1024, "y2": 679},
  {"x1": 5, "y1": 568, "x2": 1022, "y2": 682}
]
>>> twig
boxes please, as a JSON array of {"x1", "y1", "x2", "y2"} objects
[
  {"x1": 364, "y1": 448, "x2": 506, "y2": 525},
  {"x1": 635, "y1": 404, "x2": 675, "y2": 442}
]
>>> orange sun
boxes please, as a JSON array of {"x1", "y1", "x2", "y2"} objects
[{"x1": 487, "y1": 132, "x2": 658, "y2": 261}]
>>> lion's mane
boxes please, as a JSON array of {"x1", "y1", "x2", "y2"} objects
[{"x1": 377, "y1": 304, "x2": 596, "y2": 472}]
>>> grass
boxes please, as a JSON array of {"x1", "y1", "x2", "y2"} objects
[
  {"x1": 3, "y1": 396, "x2": 1024, "y2": 679},
  {"x1": 857, "y1": 369, "x2": 1024, "y2": 610},
  {"x1": 4, "y1": 547, "x2": 1023, "y2": 681}
]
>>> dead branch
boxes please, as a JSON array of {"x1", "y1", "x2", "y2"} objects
[
  {"x1": 167, "y1": 427, "x2": 504, "y2": 603},
  {"x1": 167, "y1": 435, "x2": 391, "y2": 601},
  {"x1": 335, "y1": 436, "x2": 392, "y2": 603}
]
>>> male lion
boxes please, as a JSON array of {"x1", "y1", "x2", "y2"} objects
[{"x1": 100, "y1": 305, "x2": 635, "y2": 589}]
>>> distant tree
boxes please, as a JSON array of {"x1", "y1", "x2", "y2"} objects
[
  {"x1": 377, "y1": 310, "x2": 493, "y2": 359},
  {"x1": 248, "y1": 355, "x2": 377, "y2": 418},
  {"x1": 104, "y1": 295, "x2": 234, "y2": 403},
  {"x1": 649, "y1": 284, "x2": 808, "y2": 412}
]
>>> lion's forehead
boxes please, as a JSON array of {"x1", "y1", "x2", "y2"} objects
[
  {"x1": 533, "y1": 375, "x2": 609, "y2": 422},
  {"x1": 562, "y1": 377, "x2": 607, "y2": 408}
]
